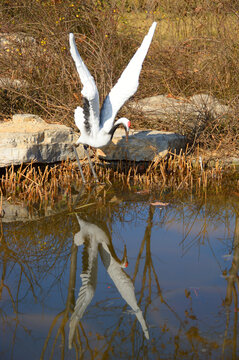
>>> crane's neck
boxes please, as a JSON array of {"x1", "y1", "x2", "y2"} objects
[
  {"x1": 108, "y1": 123, "x2": 121, "y2": 140},
  {"x1": 108, "y1": 118, "x2": 130, "y2": 140}
]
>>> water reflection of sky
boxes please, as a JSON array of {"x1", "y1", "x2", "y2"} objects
[{"x1": 1, "y1": 195, "x2": 238, "y2": 359}]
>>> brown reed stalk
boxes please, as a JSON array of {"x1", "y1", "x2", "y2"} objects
[
  {"x1": 0, "y1": 188, "x2": 3, "y2": 217},
  {"x1": 0, "y1": 148, "x2": 237, "y2": 209}
]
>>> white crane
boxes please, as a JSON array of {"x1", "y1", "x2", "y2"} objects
[
  {"x1": 68, "y1": 215, "x2": 149, "y2": 349},
  {"x1": 69, "y1": 22, "x2": 157, "y2": 183}
]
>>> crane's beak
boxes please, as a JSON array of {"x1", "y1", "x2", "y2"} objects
[
  {"x1": 125, "y1": 121, "x2": 131, "y2": 143},
  {"x1": 121, "y1": 245, "x2": 128, "y2": 268},
  {"x1": 126, "y1": 130, "x2": 128, "y2": 143}
]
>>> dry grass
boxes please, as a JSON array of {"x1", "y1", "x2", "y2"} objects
[
  {"x1": 0, "y1": 0, "x2": 238, "y2": 152},
  {"x1": 0, "y1": 1, "x2": 238, "y2": 209},
  {"x1": 0, "y1": 152, "x2": 238, "y2": 210}
]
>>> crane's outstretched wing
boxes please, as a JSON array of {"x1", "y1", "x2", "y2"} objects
[
  {"x1": 69, "y1": 33, "x2": 100, "y2": 134},
  {"x1": 99, "y1": 244, "x2": 149, "y2": 340},
  {"x1": 100, "y1": 22, "x2": 157, "y2": 132},
  {"x1": 68, "y1": 238, "x2": 98, "y2": 349}
]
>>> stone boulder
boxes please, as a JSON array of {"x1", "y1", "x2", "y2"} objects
[
  {"x1": 0, "y1": 114, "x2": 84, "y2": 167},
  {"x1": 0, "y1": 77, "x2": 29, "y2": 89},
  {"x1": 0, "y1": 196, "x2": 78, "y2": 222},
  {"x1": 0, "y1": 198, "x2": 34, "y2": 223},
  {"x1": 128, "y1": 94, "x2": 230, "y2": 137},
  {"x1": 97, "y1": 128, "x2": 186, "y2": 161},
  {"x1": 0, "y1": 114, "x2": 186, "y2": 167},
  {"x1": 0, "y1": 32, "x2": 36, "y2": 51}
]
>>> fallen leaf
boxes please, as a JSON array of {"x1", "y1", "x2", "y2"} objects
[
  {"x1": 136, "y1": 190, "x2": 150, "y2": 194},
  {"x1": 97, "y1": 149, "x2": 106, "y2": 157},
  {"x1": 150, "y1": 201, "x2": 169, "y2": 207},
  {"x1": 166, "y1": 93, "x2": 175, "y2": 98}
]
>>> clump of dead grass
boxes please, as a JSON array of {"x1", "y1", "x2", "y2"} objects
[
  {"x1": 0, "y1": 152, "x2": 238, "y2": 210},
  {"x1": 0, "y1": 0, "x2": 135, "y2": 127},
  {"x1": 0, "y1": 0, "x2": 238, "y2": 153}
]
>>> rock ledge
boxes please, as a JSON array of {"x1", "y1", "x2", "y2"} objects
[
  {"x1": 0, "y1": 114, "x2": 186, "y2": 166},
  {"x1": 97, "y1": 128, "x2": 186, "y2": 161}
]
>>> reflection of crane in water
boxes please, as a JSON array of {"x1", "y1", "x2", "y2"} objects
[{"x1": 69, "y1": 214, "x2": 149, "y2": 348}]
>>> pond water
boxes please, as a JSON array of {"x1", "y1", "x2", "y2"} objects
[{"x1": 1, "y1": 186, "x2": 239, "y2": 360}]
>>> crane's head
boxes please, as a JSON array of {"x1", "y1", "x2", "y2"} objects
[
  {"x1": 117, "y1": 117, "x2": 131, "y2": 132},
  {"x1": 110, "y1": 117, "x2": 131, "y2": 142}
]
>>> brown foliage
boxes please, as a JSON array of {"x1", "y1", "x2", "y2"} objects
[{"x1": 0, "y1": 0, "x2": 238, "y2": 151}]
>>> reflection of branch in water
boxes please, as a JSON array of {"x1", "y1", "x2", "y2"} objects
[
  {"x1": 0, "y1": 220, "x2": 41, "y2": 358},
  {"x1": 40, "y1": 241, "x2": 85, "y2": 360},
  {"x1": 69, "y1": 215, "x2": 149, "y2": 349},
  {"x1": 132, "y1": 206, "x2": 184, "y2": 334},
  {"x1": 0, "y1": 249, "x2": 18, "y2": 359},
  {"x1": 176, "y1": 197, "x2": 234, "y2": 258},
  {"x1": 0, "y1": 215, "x2": 39, "y2": 300},
  {"x1": 0, "y1": 226, "x2": 17, "y2": 311},
  {"x1": 224, "y1": 215, "x2": 239, "y2": 305},
  {"x1": 97, "y1": 204, "x2": 186, "y2": 358},
  {"x1": 0, "y1": 227, "x2": 37, "y2": 301},
  {"x1": 179, "y1": 203, "x2": 204, "y2": 256},
  {"x1": 222, "y1": 213, "x2": 239, "y2": 360},
  {"x1": 72, "y1": 184, "x2": 107, "y2": 212},
  {"x1": 139, "y1": 202, "x2": 221, "y2": 358},
  {"x1": 87, "y1": 203, "x2": 186, "y2": 358}
]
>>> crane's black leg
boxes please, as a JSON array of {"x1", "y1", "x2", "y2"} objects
[
  {"x1": 84, "y1": 145, "x2": 98, "y2": 183},
  {"x1": 73, "y1": 144, "x2": 86, "y2": 184}
]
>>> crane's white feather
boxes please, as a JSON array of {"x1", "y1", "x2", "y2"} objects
[
  {"x1": 69, "y1": 33, "x2": 98, "y2": 102},
  {"x1": 100, "y1": 22, "x2": 157, "y2": 133},
  {"x1": 69, "y1": 22, "x2": 156, "y2": 149},
  {"x1": 69, "y1": 33, "x2": 100, "y2": 136}
]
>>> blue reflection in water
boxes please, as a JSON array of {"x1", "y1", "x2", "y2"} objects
[{"x1": 0, "y1": 196, "x2": 238, "y2": 359}]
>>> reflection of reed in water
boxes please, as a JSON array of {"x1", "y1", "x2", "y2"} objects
[
  {"x1": 223, "y1": 213, "x2": 239, "y2": 359},
  {"x1": 69, "y1": 214, "x2": 149, "y2": 349},
  {"x1": 224, "y1": 215, "x2": 239, "y2": 305}
]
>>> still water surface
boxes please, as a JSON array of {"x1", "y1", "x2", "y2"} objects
[{"x1": 1, "y1": 187, "x2": 238, "y2": 359}]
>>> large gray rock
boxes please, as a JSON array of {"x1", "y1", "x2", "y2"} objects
[
  {"x1": 0, "y1": 114, "x2": 83, "y2": 167},
  {"x1": 0, "y1": 32, "x2": 36, "y2": 50},
  {"x1": 97, "y1": 128, "x2": 186, "y2": 161},
  {"x1": 0, "y1": 198, "x2": 33, "y2": 222},
  {"x1": 0, "y1": 114, "x2": 185, "y2": 166},
  {"x1": 0, "y1": 196, "x2": 78, "y2": 222},
  {"x1": 0, "y1": 77, "x2": 29, "y2": 89},
  {"x1": 128, "y1": 94, "x2": 229, "y2": 136}
]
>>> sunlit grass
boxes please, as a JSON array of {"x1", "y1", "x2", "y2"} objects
[
  {"x1": 0, "y1": 0, "x2": 238, "y2": 209},
  {"x1": 1, "y1": 1, "x2": 238, "y2": 124},
  {"x1": 0, "y1": 151, "x2": 238, "y2": 210}
]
